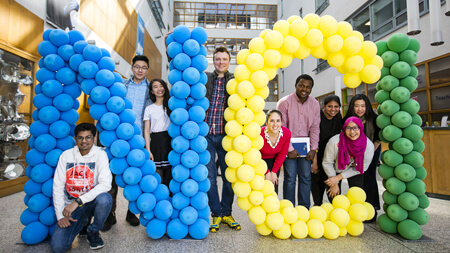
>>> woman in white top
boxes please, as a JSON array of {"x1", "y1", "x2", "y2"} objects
[{"x1": 143, "y1": 79, "x2": 172, "y2": 187}]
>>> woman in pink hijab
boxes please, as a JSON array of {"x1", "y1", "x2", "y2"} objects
[{"x1": 322, "y1": 116, "x2": 374, "y2": 198}]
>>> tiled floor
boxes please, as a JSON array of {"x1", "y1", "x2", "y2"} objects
[{"x1": 1, "y1": 171, "x2": 449, "y2": 253}]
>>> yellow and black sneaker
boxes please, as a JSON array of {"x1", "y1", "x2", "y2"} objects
[
  {"x1": 222, "y1": 215, "x2": 241, "y2": 230},
  {"x1": 210, "y1": 216, "x2": 222, "y2": 232}
]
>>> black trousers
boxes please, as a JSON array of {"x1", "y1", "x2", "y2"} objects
[
  {"x1": 328, "y1": 173, "x2": 365, "y2": 202},
  {"x1": 311, "y1": 167, "x2": 328, "y2": 205},
  {"x1": 363, "y1": 146, "x2": 381, "y2": 210}
]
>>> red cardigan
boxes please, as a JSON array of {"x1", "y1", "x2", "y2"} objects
[{"x1": 259, "y1": 126, "x2": 291, "y2": 174}]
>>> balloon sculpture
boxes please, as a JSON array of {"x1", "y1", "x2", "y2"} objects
[
  {"x1": 224, "y1": 14, "x2": 380, "y2": 239},
  {"x1": 374, "y1": 33, "x2": 428, "y2": 240}
]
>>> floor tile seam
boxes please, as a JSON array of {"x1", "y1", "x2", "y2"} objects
[{"x1": 376, "y1": 230, "x2": 423, "y2": 253}]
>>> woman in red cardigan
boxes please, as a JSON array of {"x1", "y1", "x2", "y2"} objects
[{"x1": 260, "y1": 109, "x2": 292, "y2": 194}]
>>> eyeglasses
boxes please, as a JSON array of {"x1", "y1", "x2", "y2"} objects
[
  {"x1": 133, "y1": 65, "x2": 149, "y2": 71},
  {"x1": 76, "y1": 135, "x2": 93, "y2": 142},
  {"x1": 345, "y1": 126, "x2": 360, "y2": 132}
]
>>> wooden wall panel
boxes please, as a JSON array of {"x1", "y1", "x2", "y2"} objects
[
  {"x1": 429, "y1": 130, "x2": 450, "y2": 195},
  {"x1": 144, "y1": 30, "x2": 162, "y2": 80}
]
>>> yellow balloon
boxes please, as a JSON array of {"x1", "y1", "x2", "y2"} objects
[
  {"x1": 360, "y1": 64, "x2": 381, "y2": 84},
  {"x1": 244, "y1": 148, "x2": 262, "y2": 166},
  {"x1": 273, "y1": 223, "x2": 291, "y2": 239},
  {"x1": 248, "y1": 206, "x2": 266, "y2": 225},
  {"x1": 346, "y1": 220, "x2": 364, "y2": 236},
  {"x1": 307, "y1": 219, "x2": 325, "y2": 239},
  {"x1": 262, "y1": 179, "x2": 275, "y2": 196},
  {"x1": 323, "y1": 221, "x2": 340, "y2": 240},
  {"x1": 295, "y1": 205, "x2": 310, "y2": 222},
  {"x1": 291, "y1": 220, "x2": 308, "y2": 239},
  {"x1": 309, "y1": 206, "x2": 327, "y2": 223},
  {"x1": 303, "y1": 13, "x2": 320, "y2": 29},
  {"x1": 254, "y1": 86, "x2": 269, "y2": 100},
  {"x1": 254, "y1": 160, "x2": 268, "y2": 176},
  {"x1": 327, "y1": 52, "x2": 346, "y2": 68},
  {"x1": 236, "y1": 49, "x2": 250, "y2": 65},
  {"x1": 250, "y1": 174, "x2": 265, "y2": 190},
  {"x1": 342, "y1": 36, "x2": 362, "y2": 56},
  {"x1": 236, "y1": 80, "x2": 255, "y2": 99},
  {"x1": 248, "y1": 37, "x2": 266, "y2": 54},
  {"x1": 287, "y1": 15, "x2": 301, "y2": 23},
  {"x1": 246, "y1": 53, "x2": 265, "y2": 71},
  {"x1": 255, "y1": 222, "x2": 272, "y2": 236},
  {"x1": 324, "y1": 34, "x2": 344, "y2": 53},
  {"x1": 262, "y1": 49, "x2": 281, "y2": 67},
  {"x1": 233, "y1": 181, "x2": 251, "y2": 198},
  {"x1": 264, "y1": 30, "x2": 284, "y2": 49},
  {"x1": 259, "y1": 29, "x2": 271, "y2": 39},
  {"x1": 249, "y1": 190, "x2": 264, "y2": 206},
  {"x1": 266, "y1": 212, "x2": 284, "y2": 230},
  {"x1": 348, "y1": 203, "x2": 368, "y2": 222},
  {"x1": 304, "y1": 28, "x2": 324, "y2": 48},
  {"x1": 344, "y1": 55, "x2": 364, "y2": 73},
  {"x1": 282, "y1": 206, "x2": 299, "y2": 224},
  {"x1": 318, "y1": 15, "x2": 338, "y2": 37},
  {"x1": 225, "y1": 167, "x2": 237, "y2": 183},
  {"x1": 221, "y1": 135, "x2": 234, "y2": 151},
  {"x1": 247, "y1": 95, "x2": 265, "y2": 113},
  {"x1": 329, "y1": 208, "x2": 350, "y2": 227},
  {"x1": 282, "y1": 35, "x2": 300, "y2": 54},
  {"x1": 223, "y1": 107, "x2": 235, "y2": 122},
  {"x1": 337, "y1": 21, "x2": 353, "y2": 38},
  {"x1": 339, "y1": 226, "x2": 347, "y2": 237},
  {"x1": 363, "y1": 202, "x2": 375, "y2": 221},
  {"x1": 336, "y1": 66, "x2": 345, "y2": 74},
  {"x1": 224, "y1": 120, "x2": 243, "y2": 138},
  {"x1": 244, "y1": 122, "x2": 261, "y2": 140},
  {"x1": 226, "y1": 79, "x2": 238, "y2": 95},
  {"x1": 359, "y1": 41, "x2": 377, "y2": 61},
  {"x1": 351, "y1": 31, "x2": 364, "y2": 42},
  {"x1": 332, "y1": 195, "x2": 351, "y2": 211},
  {"x1": 346, "y1": 187, "x2": 366, "y2": 204},
  {"x1": 343, "y1": 73, "x2": 362, "y2": 88},
  {"x1": 224, "y1": 149, "x2": 243, "y2": 168},
  {"x1": 280, "y1": 199, "x2": 294, "y2": 211},
  {"x1": 289, "y1": 18, "x2": 309, "y2": 40},
  {"x1": 262, "y1": 65, "x2": 278, "y2": 80},
  {"x1": 273, "y1": 20, "x2": 290, "y2": 37},
  {"x1": 310, "y1": 44, "x2": 328, "y2": 59},
  {"x1": 237, "y1": 196, "x2": 253, "y2": 211},
  {"x1": 235, "y1": 107, "x2": 254, "y2": 125},
  {"x1": 320, "y1": 203, "x2": 334, "y2": 219},
  {"x1": 251, "y1": 70, "x2": 270, "y2": 88},
  {"x1": 368, "y1": 55, "x2": 384, "y2": 69},
  {"x1": 251, "y1": 135, "x2": 264, "y2": 150},
  {"x1": 294, "y1": 40, "x2": 311, "y2": 59},
  {"x1": 227, "y1": 94, "x2": 246, "y2": 111},
  {"x1": 234, "y1": 64, "x2": 251, "y2": 82},
  {"x1": 233, "y1": 135, "x2": 252, "y2": 153},
  {"x1": 237, "y1": 164, "x2": 255, "y2": 182},
  {"x1": 278, "y1": 50, "x2": 294, "y2": 68}
]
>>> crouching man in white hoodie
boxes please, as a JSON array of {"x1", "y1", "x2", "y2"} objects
[{"x1": 51, "y1": 123, "x2": 112, "y2": 252}]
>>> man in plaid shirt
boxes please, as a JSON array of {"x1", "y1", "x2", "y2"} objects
[{"x1": 205, "y1": 47, "x2": 241, "y2": 232}]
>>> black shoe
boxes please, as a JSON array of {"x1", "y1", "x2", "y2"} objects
[
  {"x1": 101, "y1": 212, "x2": 117, "y2": 232},
  {"x1": 79, "y1": 224, "x2": 88, "y2": 236},
  {"x1": 86, "y1": 230, "x2": 104, "y2": 250},
  {"x1": 126, "y1": 210, "x2": 140, "y2": 226}
]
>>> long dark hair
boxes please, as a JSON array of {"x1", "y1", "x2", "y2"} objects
[
  {"x1": 323, "y1": 94, "x2": 342, "y2": 120},
  {"x1": 343, "y1": 94, "x2": 377, "y2": 122},
  {"x1": 149, "y1": 78, "x2": 171, "y2": 116}
]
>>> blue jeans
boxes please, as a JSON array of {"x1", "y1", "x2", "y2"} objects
[
  {"x1": 51, "y1": 193, "x2": 112, "y2": 253},
  {"x1": 283, "y1": 157, "x2": 312, "y2": 208},
  {"x1": 206, "y1": 134, "x2": 233, "y2": 217}
]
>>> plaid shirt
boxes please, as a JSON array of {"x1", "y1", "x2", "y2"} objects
[{"x1": 205, "y1": 77, "x2": 226, "y2": 135}]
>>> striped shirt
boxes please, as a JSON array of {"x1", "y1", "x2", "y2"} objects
[{"x1": 205, "y1": 77, "x2": 226, "y2": 135}]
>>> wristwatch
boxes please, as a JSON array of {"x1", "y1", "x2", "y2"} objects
[{"x1": 75, "y1": 197, "x2": 83, "y2": 207}]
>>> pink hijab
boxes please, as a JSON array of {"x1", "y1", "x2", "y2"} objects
[{"x1": 338, "y1": 116, "x2": 367, "y2": 174}]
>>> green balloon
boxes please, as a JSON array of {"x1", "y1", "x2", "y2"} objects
[
  {"x1": 382, "y1": 125, "x2": 403, "y2": 142},
  {"x1": 403, "y1": 124, "x2": 423, "y2": 142},
  {"x1": 393, "y1": 138, "x2": 414, "y2": 155},
  {"x1": 376, "y1": 81, "x2": 382, "y2": 91},
  {"x1": 386, "y1": 203, "x2": 408, "y2": 222},
  {"x1": 399, "y1": 76, "x2": 418, "y2": 93},
  {"x1": 380, "y1": 75, "x2": 400, "y2": 91},
  {"x1": 379, "y1": 130, "x2": 389, "y2": 143},
  {"x1": 383, "y1": 203, "x2": 389, "y2": 212},
  {"x1": 409, "y1": 65, "x2": 419, "y2": 78},
  {"x1": 385, "y1": 177, "x2": 406, "y2": 195},
  {"x1": 411, "y1": 114, "x2": 423, "y2": 126},
  {"x1": 418, "y1": 194, "x2": 430, "y2": 208},
  {"x1": 377, "y1": 104, "x2": 383, "y2": 115},
  {"x1": 382, "y1": 150, "x2": 404, "y2": 167},
  {"x1": 376, "y1": 41, "x2": 389, "y2": 56},
  {"x1": 398, "y1": 192, "x2": 419, "y2": 211},
  {"x1": 415, "y1": 166, "x2": 427, "y2": 180},
  {"x1": 406, "y1": 178, "x2": 427, "y2": 196},
  {"x1": 382, "y1": 51, "x2": 399, "y2": 67},
  {"x1": 391, "y1": 111, "x2": 412, "y2": 128},
  {"x1": 399, "y1": 50, "x2": 418, "y2": 65},
  {"x1": 398, "y1": 219, "x2": 422, "y2": 240},
  {"x1": 380, "y1": 66, "x2": 391, "y2": 79},
  {"x1": 382, "y1": 190, "x2": 398, "y2": 205},
  {"x1": 406, "y1": 38, "x2": 421, "y2": 53},
  {"x1": 394, "y1": 163, "x2": 416, "y2": 181},
  {"x1": 376, "y1": 114, "x2": 391, "y2": 129},
  {"x1": 408, "y1": 207, "x2": 429, "y2": 225},
  {"x1": 379, "y1": 163, "x2": 395, "y2": 179},
  {"x1": 390, "y1": 61, "x2": 411, "y2": 79},
  {"x1": 380, "y1": 100, "x2": 400, "y2": 116},
  {"x1": 390, "y1": 86, "x2": 411, "y2": 104},
  {"x1": 387, "y1": 33, "x2": 410, "y2": 53},
  {"x1": 404, "y1": 151, "x2": 424, "y2": 168},
  {"x1": 378, "y1": 213, "x2": 398, "y2": 233},
  {"x1": 400, "y1": 99, "x2": 420, "y2": 115},
  {"x1": 375, "y1": 90, "x2": 391, "y2": 104},
  {"x1": 382, "y1": 178, "x2": 388, "y2": 188},
  {"x1": 412, "y1": 140, "x2": 425, "y2": 153}
]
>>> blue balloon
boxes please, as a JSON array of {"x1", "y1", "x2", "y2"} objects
[
  {"x1": 186, "y1": 97, "x2": 195, "y2": 105},
  {"x1": 106, "y1": 96, "x2": 125, "y2": 114},
  {"x1": 60, "y1": 109, "x2": 79, "y2": 124},
  {"x1": 123, "y1": 184, "x2": 142, "y2": 201},
  {"x1": 80, "y1": 78, "x2": 97, "y2": 95},
  {"x1": 24, "y1": 180, "x2": 42, "y2": 196},
  {"x1": 41, "y1": 80, "x2": 63, "y2": 98},
  {"x1": 189, "y1": 106, "x2": 206, "y2": 123},
  {"x1": 133, "y1": 123, "x2": 141, "y2": 136},
  {"x1": 167, "y1": 42, "x2": 183, "y2": 59},
  {"x1": 192, "y1": 97, "x2": 209, "y2": 111},
  {"x1": 57, "y1": 44, "x2": 75, "y2": 62},
  {"x1": 114, "y1": 123, "x2": 133, "y2": 141},
  {"x1": 172, "y1": 81, "x2": 190, "y2": 99},
  {"x1": 38, "y1": 41, "x2": 58, "y2": 57},
  {"x1": 41, "y1": 178, "x2": 53, "y2": 198},
  {"x1": 189, "y1": 83, "x2": 206, "y2": 100},
  {"x1": 168, "y1": 69, "x2": 182, "y2": 85},
  {"x1": 190, "y1": 135, "x2": 207, "y2": 153},
  {"x1": 28, "y1": 136, "x2": 35, "y2": 149},
  {"x1": 56, "y1": 135, "x2": 76, "y2": 150},
  {"x1": 63, "y1": 83, "x2": 82, "y2": 99},
  {"x1": 73, "y1": 40, "x2": 88, "y2": 54},
  {"x1": 42, "y1": 29, "x2": 52, "y2": 40},
  {"x1": 141, "y1": 159, "x2": 157, "y2": 176},
  {"x1": 181, "y1": 121, "x2": 199, "y2": 139},
  {"x1": 169, "y1": 60, "x2": 175, "y2": 70},
  {"x1": 190, "y1": 27, "x2": 208, "y2": 45},
  {"x1": 127, "y1": 149, "x2": 146, "y2": 167},
  {"x1": 166, "y1": 33, "x2": 174, "y2": 45},
  {"x1": 30, "y1": 121, "x2": 49, "y2": 136},
  {"x1": 198, "y1": 122, "x2": 209, "y2": 136},
  {"x1": 100, "y1": 48, "x2": 111, "y2": 57},
  {"x1": 21, "y1": 221, "x2": 49, "y2": 245},
  {"x1": 36, "y1": 67, "x2": 56, "y2": 83},
  {"x1": 171, "y1": 208, "x2": 180, "y2": 220},
  {"x1": 128, "y1": 201, "x2": 140, "y2": 214},
  {"x1": 123, "y1": 167, "x2": 143, "y2": 185},
  {"x1": 114, "y1": 72, "x2": 123, "y2": 83},
  {"x1": 142, "y1": 210, "x2": 154, "y2": 220},
  {"x1": 115, "y1": 174, "x2": 126, "y2": 187},
  {"x1": 20, "y1": 208, "x2": 40, "y2": 226},
  {"x1": 24, "y1": 194, "x2": 31, "y2": 206},
  {"x1": 55, "y1": 67, "x2": 76, "y2": 85},
  {"x1": 181, "y1": 150, "x2": 199, "y2": 168},
  {"x1": 97, "y1": 57, "x2": 115, "y2": 71},
  {"x1": 28, "y1": 193, "x2": 50, "y2": 213},
  {"x1": 182, "y1": 67, "x2": 200, "y2": 85},
  {"x1": 78, "y1": 60, "x2": 99, "y2": 79},
  {"x1": 154, "y1": 200, "x2": 173, "y2": 220},
  {"x1": 109, "y1": 157, "x2": 128, "y2": 174},
  {"x1": 137, "y1": 193, "x2": 157, "y2": 213},
  {"x1": 77, "y1": 73, "x2": 85, "y2": 83},
  {"x1": 69, "y1": 54, "x2": 85, "y2": 72},
  {"x1": 167, "y1": 219, "x2": 188, "y2": 240},
  {"x1": 153, "y1": 184, "x2": 170, "y2": 202},
  {"x1": 119, "y1": 109, "x2": 136, "y2": 124},
  {"x1": 179, "y1": 206, "x2": 198, "y2": 226},
  {"x1": 128, "y1": 135, "x2": 145, "y2": 149},
  {"x1": 139, "y1": 215, "x2": 150, "y2": 227},
  {"x1": 182, "y1": 39, "x2": 200, "y2": 57},
  {"x1": 124, "y1": 97, "x2": 133, "y2": 109},
  {"x1": 197, "y1": 178, "x2": 211, "y2": 192},
  {"x1": 44, "y1": 149, "x2": 63, "y2": 167},
  {"x1": 199, "y1": 45, "x2": 207, "y2": 57},
  {"x1": 72, "y1": 98, "x2": 80, "y2": 110},
  {"x1": 39, "y1": 206, "x2": 56, "y2": 226},
  {"x1": 168, "y1": 97, "x2": 187, "y2": 111},
  {"x1": 110, "y1": 139, "x2": 130, "y2": 158},
  {"x1": 169, "y1": 180, "x2": 182, "y2": 195},
  {"x1": 83, "y1": 44, "x2": 102, "y2": 62},
  {"x1": 191, "y1": 55, "x2": 208, "y2": 72},
  {"x1": 90, "y1": 86, "x2": 111, "y2": 104},
  {"x1": 33, "y1": 94, "x2": 53, "y2": 109},
  {"x1": 181, "y1": 179, "x2": 199, "y2": 197},
  {"x1": 99, "y1": 130, "x2": 118, "y2": 147},
  {"x1": 38, "y1": 106, "x2": 60, "y2": 124},
  {"x1": 171, "y1": 136, "x2": 190, "y2": 153},
  {"x1": 95, "y1": 69, "x2": 115, "y2": 87},
  {"x1": 146, "y1": 218, "x2": 166, "y2": 239},
  {"x1": 25, "y1": 149, "x2": 46, "y2": 166},
  {"x1": 188, "y1": 219, "x2": 209, "y2": 239},
  {"x1": 30, "y1": 163, "x2": 53, "y2": 183},
  {"x1": 199, "y1": 72, "x2": 208, "y2": 84},
  {"x1": 49, "y1": 29, "x2": 69, "y2": 46},
  {"x1": 168, "y1": 150, "x2": 181, "y2": 166},
  {"x1": 109, "y1": 82, "x2": 127, "y2": 98},
  {"x1": 167, "y1": 124, "x2": 181, "y2": 138},
  {"x1": 173, "y1": 53, "x2": 191, "y2": 71},
  {"x1": 43, "y1": 54, "x2": 65, "y2": 71},
  {"x1": 170, "y1": 108, "x2": 189, "y2": 126},
  {"x1": 190, "y1": 164, "x2": 208, "y2": 182},
  {"x1": 68, "y1": 30, "x2": 85, "y2": 45},
  {"x1": 140, "y1": 175, "x2": 158, "y2": 193},
  {"x1": 53, "y1": 94, "x2": 74, "y2": 111},
  {"x1": 35, "y1": 82, "x2": 42, "y2": 94},
  {"x1": 172, "y1": 164, "x2": 190, "y2": 182},
  {"x1": 190, "y1": 191, "x2": 208, "y2": 210},
  {"x1": 89, "y1": 103, "x2": 108, "y2": 121},
  {"x1": 173, "y1": 25, "x2": 191, "y2": 43},
  {"x1": 100, "y1": 112, "x2": 121, "y2": 130}
]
